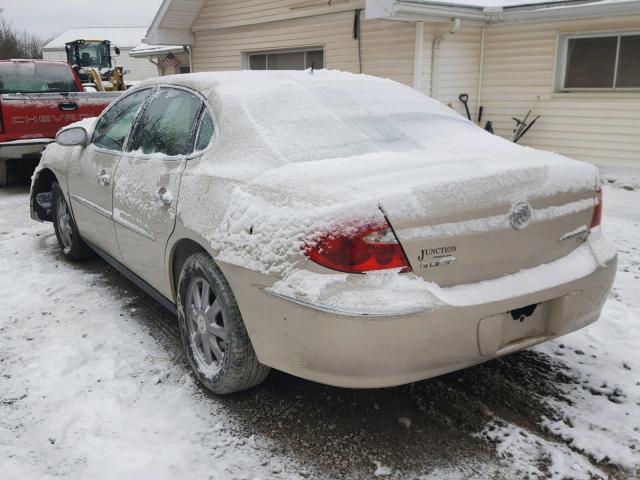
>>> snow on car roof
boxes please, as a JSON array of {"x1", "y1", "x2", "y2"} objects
[
  {"x1": 43, "y1": 27, "x2": 147, "y2": 50},
  {"x1": 140, "y1": 69, "x2": 464, "y2": 165}
]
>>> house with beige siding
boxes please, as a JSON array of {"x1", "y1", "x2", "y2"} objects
[{"x1": 145, "y1": 0, "x2": 640, "y2": 167}]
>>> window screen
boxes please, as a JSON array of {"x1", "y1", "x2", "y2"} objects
[
  {"x1": 93, "y1": 89, "x2": 152, "y2": 151},
  {"x1": 565, "y1": 37, "x2": 618, "y2": 88},
  {"x1": 562, "y1": 33, "x2": 640, "y2": 89},
  {"x1": 250, "y1": 54, "x2": 267, "y2": 70},
  {"x1": 617, "y1": 35, "x2": 640, "y2": 88},
  {"x1": 305, "y1": 50, "x2": 324, "y2": 69},
  {"x1": 248, "y1": 48, "x2": 324, "y2": 70},
  {"x1": 128, "y1": 88, "x2": 202, "y2": 156}
]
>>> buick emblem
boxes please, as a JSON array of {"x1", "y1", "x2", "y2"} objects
[{"x1": 510, "y1": 201, "x2": 532, "y2": 230}]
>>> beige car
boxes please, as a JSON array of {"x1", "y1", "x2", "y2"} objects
[{"x1": 30, "y1": 71, "x2": 617, "y2": 394}]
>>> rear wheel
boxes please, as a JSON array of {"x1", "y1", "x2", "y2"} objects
[
  {"x1": 177, "y1": 252, "x2": 270, "y2": 394},
  {"x1": 51, "y1": 182, "x2": 93, "y2": 261}
]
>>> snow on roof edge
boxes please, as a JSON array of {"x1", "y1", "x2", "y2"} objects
[
  {"x1": 43, "y1": 27, "x2": 148, "y2": 50},
  {"x1": 129, "y1": 42, "x2": 185, "y2": 57},
  {"x1": 400, "y1": 0, "x2": 638, "y2": 8}
]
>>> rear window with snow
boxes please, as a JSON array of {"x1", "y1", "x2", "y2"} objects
[
  {"x1": 0, "y1": 62, "x2": 79, "y2": 93},
  {"x1": 217, "y1": 73, "x2": 465, "y2": 163}
]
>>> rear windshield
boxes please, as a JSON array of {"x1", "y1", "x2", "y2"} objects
[
  {"x1": 0, "y1": 62, "x2": 79, "y2": 94},
  {"x1": 220, "y1": 72, "x2": 465, "y2": 163}
]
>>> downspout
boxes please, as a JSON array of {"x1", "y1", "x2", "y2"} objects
[
  {"x1": 413, "y1": 22, "x2": 425, "y2": 91},
  {"x1": 475, "y1": 25, "x2": 486, "y2": 122},
  {"x1": 354, "y1": 9, "x2": 363, "y2": 74},
  {"x1": 430, "y1": 17, "x2": 461, "y2": 99}
]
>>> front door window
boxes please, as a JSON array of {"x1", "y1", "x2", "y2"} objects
[{"x1": 93, "y1": 89, "x2": 153, "y2": 151}]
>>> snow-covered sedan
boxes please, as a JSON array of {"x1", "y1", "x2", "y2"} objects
[{"x1": 30, "y1": 71, "x2": 617, "y2": 394}]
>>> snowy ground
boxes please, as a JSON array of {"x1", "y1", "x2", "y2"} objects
[{"x1": 1, "y1": 170, "x2": 639, "y2": 480}]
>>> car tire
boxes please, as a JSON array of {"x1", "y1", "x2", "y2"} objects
[
  {"x1": 177, "y1": 252, "x2": 270, "y2": 394},
  {"x1": 51, "y1": 182, "x2": 94, "y2": 261}
]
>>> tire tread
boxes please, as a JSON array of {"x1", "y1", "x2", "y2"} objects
[
  {"x1": 177, "y1": 252, "x2": 269, "y2": 394},
  {"x1": 51, "y1": 182, "x2": 94, "y2": 262}
]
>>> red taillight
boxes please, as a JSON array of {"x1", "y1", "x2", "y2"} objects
[
  {"x1": 304, "y1": 221, "x2": 411, "y2": 274},
  {"x1": 0, "y1": 107, "x2": 4, "y2": 133},
  {"x1": 590, "y1": 187, "x2": 603, "y2": 230}
]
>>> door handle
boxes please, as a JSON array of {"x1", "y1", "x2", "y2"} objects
[
  {"x1": 97, "y1": 171, "x2": 110, "y2": 186},
  {"x1": 154, "y1": 187, "x2": 173, "y2": 206},
  {"x1": 59, "y1": 101, "x2": 78, "y2": 111}
]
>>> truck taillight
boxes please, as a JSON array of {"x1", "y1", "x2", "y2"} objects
[
  {"x1": 590, "y1": 187, "x2": 603, "y2": 230},
  {"x1": 304, "y1": 221, "x2": 411, "y2": 274},
  {"x1": 0, "y1": 108, "x2": 4, "y2": 133}
]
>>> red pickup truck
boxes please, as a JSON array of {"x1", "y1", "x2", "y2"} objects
[{"x1": 0, "y1": 59, "x2": 121, "y2": 186}]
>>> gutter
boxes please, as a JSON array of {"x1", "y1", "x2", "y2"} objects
[
  {"x1": 367, "y1": 1, "x2": 486, "y2": 23},
  {"x1": 129, "y1": 46, "x2": 186, "y2": 58},
  {"x1": 501, "y1": 1, "x2": 640, "y2": 22},
  {"x1": 367, "y1": 0, "x2": 640, "y2": 24}
]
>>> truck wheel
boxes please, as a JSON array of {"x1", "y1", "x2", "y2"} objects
[
  {"x1": 51, "y1": 182, "x2": 93, "y2": 261},
  {"x1": 177, "y1": 252, "x2": 270, "y2": 394},
  {"x1": 0, "y1": 160, "x2": 7, "y2": 188}
]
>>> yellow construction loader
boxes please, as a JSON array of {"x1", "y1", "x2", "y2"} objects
[{"x1": 65, "y1": 40, "x2": 127, "y2": 91}]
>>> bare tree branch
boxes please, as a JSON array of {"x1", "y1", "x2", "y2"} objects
[{"x1": 0, "y1": 11, "x2": 48, "y2": 60}]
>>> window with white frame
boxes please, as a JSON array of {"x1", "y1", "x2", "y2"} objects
[
  {"x1": 557, "y1": 32, "x2": 640, "y2": 90},
  {"x1": 247, "y1": 47, "x2": 324, "y2": 71}
]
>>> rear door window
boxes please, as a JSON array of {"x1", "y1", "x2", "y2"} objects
[
  {"x1": 195, "y1": 110, "x2": 215, "y2": 151},
  {"x1": 0, "y1": 62, "x2": 79, "y2": 93},
  {"x1": 92, "y1": 89, "x2": 153, "y2": 151},
  {"x1": 128, "y1": 88, "x2": 203, "y2": 156}
]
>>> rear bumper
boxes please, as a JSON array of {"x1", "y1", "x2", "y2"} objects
[
  {"x1": 221, "y1": 233, "x2": 617, "y2": 389},
  {"x1": 0, "y1": 139, "x2": 54, "y2": 160}
]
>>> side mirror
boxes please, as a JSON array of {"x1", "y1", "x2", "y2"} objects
[
  {"x1": 56, "y1": 126, "x2": 88, "y2": 147},
  {"x1": 114, "y1": 46, "x2": 121, "y2": 56}
]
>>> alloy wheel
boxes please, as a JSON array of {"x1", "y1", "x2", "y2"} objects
[
  {"x1": 56, "y1": 195, "x2": 73, "y2": 250},
  {"x1": 186, "y1": 277, "x2": 227, "y2": 370}
]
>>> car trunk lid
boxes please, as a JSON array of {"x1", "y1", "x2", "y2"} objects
[{"x1": 381, "y1": 161, "x2": 598, "y2": 287}]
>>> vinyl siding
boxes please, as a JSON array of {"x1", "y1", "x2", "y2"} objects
[
  {"x1": 480, "y1": 16, "x2": 640, "y2": 167},
  {"x1": 360, "y1": 19, "x2": 415, "y2": 87},
  {"x1": 193, "y1": 0, "x2": 364, "y2": 32},
  {"x1": 192, "y1": 12, "x2": 416, "y2": 88},
  {"x1": 193, "y1": 17, "x2": 481, "y2": 118},
  {"x1": 42, "y1": 48, "x2": 160, "y2": 81}
]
